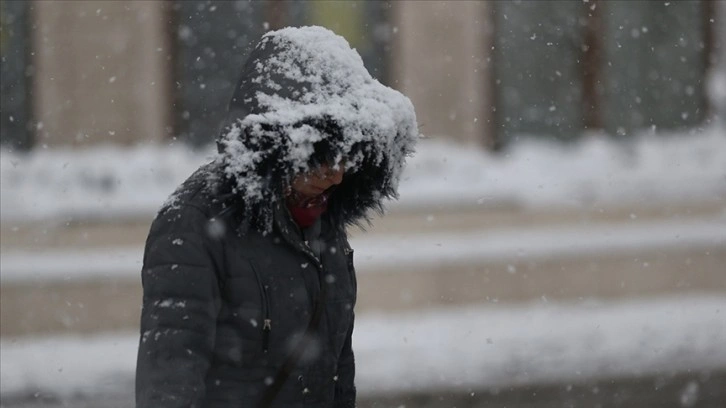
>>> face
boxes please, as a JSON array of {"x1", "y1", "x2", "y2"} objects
[{"x1": 290, "y1": 163, "x2": 345, "y2": 197}]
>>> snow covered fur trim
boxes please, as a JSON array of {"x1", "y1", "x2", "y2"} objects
[{"x1": 216, "y1": 26, "x2": 419, "y2": 231}]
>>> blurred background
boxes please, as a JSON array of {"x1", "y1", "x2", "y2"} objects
[{"x1": 1, "y1": 1, "x2": 725, "y2": 407}]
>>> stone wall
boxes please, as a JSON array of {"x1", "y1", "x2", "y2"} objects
[
  {"x1": 31, "y1": 0, "x2": 172, "y2": 146},
  {"x1": 391, "y1": 1, "x2": 495, "y2": 147}
]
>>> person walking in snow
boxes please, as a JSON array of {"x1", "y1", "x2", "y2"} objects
[{"x1": 135, "y1": 26, "x2": 418, "y2": 408}]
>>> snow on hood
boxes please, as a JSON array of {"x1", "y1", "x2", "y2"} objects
[{"x1": 215, "y1": 26, "x2": 419, "y2": 231}]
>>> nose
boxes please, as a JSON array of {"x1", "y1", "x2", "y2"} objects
[{"x1": 328, "y1": 168, "x2": 344, "y2": 185}]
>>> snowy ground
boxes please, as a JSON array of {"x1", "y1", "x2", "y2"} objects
[
  {"x1": 1, "y1": 295, "x2": 724, "y2": 400},
  {"x1": 1, "y1": 125, "x2": 724, "y2": 222}
]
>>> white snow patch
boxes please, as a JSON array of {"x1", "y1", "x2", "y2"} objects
[
  {"x1": 395, "y1": 124, "x2": 726, "y2": 211},
  {"x1": 1, "y1": 125, "x2": 724, "y2": 222},
  {"x1": 0, "y1": 142, "x2": 214, "y2": 222},
  {"x1": 155, "y1": 299, "x2": 186, "y2": 309},
  {"x1": 354, "y1": 295, "x2": 726, "y2": 395},
  {"x1": 1, "y1": 295, "x2": 724, "y2": 398},
  {"x1": 0, "y1": 247, "x2": 142, "y2": 283}
]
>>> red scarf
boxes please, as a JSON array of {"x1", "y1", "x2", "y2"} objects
[{"x1": 286, "y1": 191, "x2": 330, "y2": 228}]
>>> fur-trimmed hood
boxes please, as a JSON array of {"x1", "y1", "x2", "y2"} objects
[{"x1": 214, "y1": 26, "x2": 419, "y2": 232}]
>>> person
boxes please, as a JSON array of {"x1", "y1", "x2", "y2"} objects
[{"x1": 135, "y1": 26, "x2": 418, "y2": 408}]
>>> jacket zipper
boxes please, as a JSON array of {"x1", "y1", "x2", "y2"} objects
[
  {"x1": 284, "y1": 205, "x2": 323, "y2": 271},
  {"x1": 261, "y1": 284, "x2": 271, "y2": 353},
  {"x1": 252, "y1": 264, "x2": 272, "y2": 353}
]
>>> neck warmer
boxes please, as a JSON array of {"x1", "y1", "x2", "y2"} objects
[{"x1": 286, "y1": 191, "x2": 330, "y2": 228}]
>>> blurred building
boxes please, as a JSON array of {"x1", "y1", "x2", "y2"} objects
[
  {"x1": 1, "y1": 0, "x2": 723, "y2": 150},
  {"x1": 2, "y1": 5, "x2": 725, "y2": 404}
]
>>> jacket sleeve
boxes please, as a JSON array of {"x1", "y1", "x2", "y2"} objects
[
  {"x1": 334, "y1": 314, "x2": 356, "y2": 407},
  {"x1": 135, "y1": 204, "x2": 222, "y2": 408}
]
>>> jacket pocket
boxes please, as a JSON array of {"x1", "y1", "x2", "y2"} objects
[{"x1": 330, "y1": 298, "x2": 354, "y2": 336}]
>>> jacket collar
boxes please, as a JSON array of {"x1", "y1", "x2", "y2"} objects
[{"x1": 273, "y1": 201, "x2": 323, "y2": 265}]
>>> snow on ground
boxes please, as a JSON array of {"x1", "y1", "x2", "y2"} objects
[
  {"x1": 400, "y1": 125, "x2": 726, "y2": 211},
  {"x1": 1, "y1": 295, "x2": 724, "y2": 399},
  {"x1": 355, "y1": 295, "x2": 726, "y2": 395},
  {"x1": 1, "y1": 125, "x2": 724, "y2": 222},
  {"x1": 2, "y1": 216, "x2": 724, "y2": 284}
]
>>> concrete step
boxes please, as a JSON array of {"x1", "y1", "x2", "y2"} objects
[
  {"x1": 2, "y1": 200, "x2": 723, "y2": 250},
  {"x1": 355, "y1": 199, "x2": 726, "y2": 237},
  {"x1": 2, "y1": 218, "x2": 724, "y2": 337},
  {"x1": 2, "y1": 200, "x2": 724, "y2": 337}
]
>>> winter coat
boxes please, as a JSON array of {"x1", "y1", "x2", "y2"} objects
[
  {"x1": 136, "y1": 164, "x2": 357, "y2": 407},
  {"x1": 135, "y1": 26, "x2": 418, "y2": 408}
]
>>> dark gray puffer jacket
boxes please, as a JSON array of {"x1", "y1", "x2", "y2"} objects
[
  {"x1": 136, "y1": 164, "x2": 357, "y2": 407},
  {"x1": 136, "y1": 26, "x2": 418, "y2": 408}
]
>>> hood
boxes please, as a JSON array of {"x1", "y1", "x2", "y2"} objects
[{"x1": 215, "y1": 26, "x2": 419, "y2": 232}]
